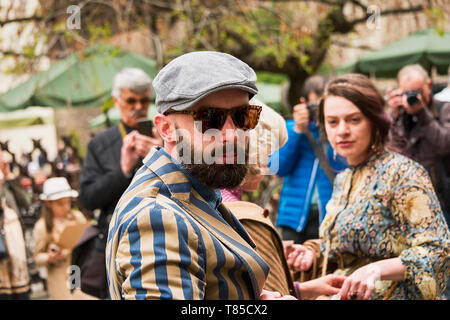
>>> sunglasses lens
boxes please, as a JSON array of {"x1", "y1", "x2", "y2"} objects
[
  {"x1": 194, "y1": 106, "x2": 260, "y2": 133},
  {"x1": 231, "y1": 107, "x2": 249, "y2": 129},
  {"x1": 232, "y1": 106, "x2": 259, "y2": 130},
  {"x1": 125, "y1": 98, "x2": 151, "y2": 104},
  {"x1": 196, "y1": 109, "x2": 227, "y2": 133},
  {"x1": 247, "y1": 107, "x2": 259, "y2": 129}
]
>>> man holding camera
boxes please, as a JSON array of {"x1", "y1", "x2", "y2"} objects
[
  {"x1": 76, "y1": 68, "x2": 162, "y2": 298},
  {"x1": 269, "y1": 75, "x2": 347, "y2": 244},
  {"x1": 387, "y1": 64, "x2": 450, "y2": 226}
]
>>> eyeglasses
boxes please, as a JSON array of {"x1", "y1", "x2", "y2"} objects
[
  {"x1": 165, "y1": 105, "x2": 262, "y2": 133},
  {"x1": 122, "y1": 97, "x2": 152, "y2": 105}
]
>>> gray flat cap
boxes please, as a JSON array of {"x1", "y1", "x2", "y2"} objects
[{"x1": 153, "y1": 51, "x2": 258, "y2": 114}]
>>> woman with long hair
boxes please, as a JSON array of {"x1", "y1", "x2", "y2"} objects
[{"x1": 286, "y1": 73, "x2": 449, "y2": 300}]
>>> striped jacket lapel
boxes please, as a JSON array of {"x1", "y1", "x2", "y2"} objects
[{"x1": 141, "y1": 147, "x2": 269, "y2": 296}]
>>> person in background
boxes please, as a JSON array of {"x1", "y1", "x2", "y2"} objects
[
  {"x1": 80, "y1": 67, "x2": 162, "y2": 237},
  {"x1": 287, "y1": 73, "x2": 449, "y2": 300},
  {"x1": 77, "y1": 67, "x2": 162, "y2": 298},
  {"x1": 222, "y1": 100, "x2": 347, "y2": 299},
  {"x1": 0, "y1": 150, "x2": 30, "y2": 300},
  {"x1": 33, "y1": 177, "x2": 94, "y2": 300},
  {"x1": 269, "y1": 75, "x2": 347, "y2": 244},
  {"x1": 386, "y1": 64, "x2": 450, "y2": 226},
  {"x1": 433, "y1": 66, "x2": 450, "y2": 103}
]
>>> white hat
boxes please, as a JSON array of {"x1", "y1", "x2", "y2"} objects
[
  {"x1": 39, "y1": 177, "x2": 79, "y2": 201},
  {"x1": 248, "y1": 97, "x2": 288, "y2": 169}
]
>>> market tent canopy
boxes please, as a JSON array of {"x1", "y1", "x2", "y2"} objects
[
  {"x1": 0, "y1": 45, "x2": 157, "y2": 112},
  {"x1": 338, "y1": 28, "x2": 450, "y2": 78},
  {"x1": 0, "y1": 107, "x2": 54, "y2": 129}
]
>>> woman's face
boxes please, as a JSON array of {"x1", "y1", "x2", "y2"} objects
[
  {"x1": 46, "y1": 197, "x2": 71, "y2": 219},
  {"x1": 323, "y1": 95, "x2": 373, "y2": 166}
]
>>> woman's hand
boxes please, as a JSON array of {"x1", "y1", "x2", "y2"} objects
[
  {"x1": 338, "y1": 263, "x2": 381, "y2": 300},
  {"x1": 47, "y1": 244, "x2": 66, "y2": 264},
  {"x1": 286, "y1": 244, "x2": 314, "y2": 271},
  {"x1": 259, "y1": 289, "x2": 297, "y2": 300},
  {"x1": 297, "y1": 274, "x2": 347, "y2": 300}
]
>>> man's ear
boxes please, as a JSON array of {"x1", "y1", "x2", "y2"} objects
[
  {"x1": 154, "y1": 114, "x2": 177, "y2": 144},
  {"x1": 112, "y1": 95, "x2": 119, "y2": 106}
]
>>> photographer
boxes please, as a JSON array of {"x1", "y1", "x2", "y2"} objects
[
  {"x1": 269, "y1": 75, "x2": 347, "y2": 244},
  {"x1": 387, "y1": 64, "x2": 450, "y2": 226}
]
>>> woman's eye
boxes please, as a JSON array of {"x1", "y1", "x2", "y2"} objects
[
  {"x1": 327, "y1": 120, "x2": 337, "y2": 125},
  {"x1": 351, "y1": 118, "x2": 361, "y2": 123}
]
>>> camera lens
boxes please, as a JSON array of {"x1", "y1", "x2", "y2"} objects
[
  {"x1": 405, "y1": 89, "x2": 421, "y2": 107},
  {"x1": 407, "y1": 95, "x2": 419, "y2": 106}
]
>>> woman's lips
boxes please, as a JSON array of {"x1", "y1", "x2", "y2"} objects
[{"x1": 338, "y1": 141, "x2": 354, "y2": 148}]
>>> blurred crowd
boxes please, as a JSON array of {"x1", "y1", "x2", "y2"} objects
[{"x1": 0, "y1": 54, "x2": 449, "y2": 300}]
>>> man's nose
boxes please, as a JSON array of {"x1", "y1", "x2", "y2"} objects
[
  {"x1": 134, "y1": 101, "x2": 144, "y2": 110},
  {"x1": 221, "y1": 114, "x2": 239, "y2": 141}
]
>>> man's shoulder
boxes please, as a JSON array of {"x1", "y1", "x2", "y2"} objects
[
  {"x1": 88, "y1": 125, "x2": 120, "y2": 150},
  {"x1": 111, "y1": 191, "x2": 193, "y2": 238},
  {"x1": 440, "y1": 101, "x2": 450, "y2": 113}
]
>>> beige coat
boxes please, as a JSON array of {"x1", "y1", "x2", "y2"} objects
[
  {"x1": 0, "y1": 201, "x2": 30, "y2": 297},
  {"x1": 32, "y1": 210, "x2": 96, "y2": 300}
]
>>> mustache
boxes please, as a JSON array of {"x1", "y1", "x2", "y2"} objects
[{"x1": 130, "y1": 110, "x2": 147, "y2": 117}]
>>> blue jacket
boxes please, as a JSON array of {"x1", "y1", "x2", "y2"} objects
[{"x1": 268, "y1": 120, "x2": 347, "y2": 232}]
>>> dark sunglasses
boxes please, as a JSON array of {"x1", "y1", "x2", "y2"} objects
[
  {"x1": 123, "y1": 97, "x2": 152, "y2": 105},
  {"x1": 165, "y1": 105, "x2": 262, "y2": 133}
]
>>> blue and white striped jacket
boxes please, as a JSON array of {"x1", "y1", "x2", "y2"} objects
[{"x1": 106, "y1": 147, "x2": 269, "y2": 300}]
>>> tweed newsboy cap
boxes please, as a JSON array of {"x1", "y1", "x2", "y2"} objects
[{"x1": 153, "y1": 51, "x2": 258, "y2": 114}]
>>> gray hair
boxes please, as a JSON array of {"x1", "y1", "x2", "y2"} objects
[
  {"x1": 302, "y1": 75, "x2": 328, "y2": 100},
  {"x1": 112, "y1": 68, "x2": 152, "y2": 98},
  {"x1": 397, "y1": 64, "x2": 430, "y2": 83}
]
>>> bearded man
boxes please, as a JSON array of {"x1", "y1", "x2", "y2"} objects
[{"x1": 106, "y1": 52, "x2": 343, "y2": 300}]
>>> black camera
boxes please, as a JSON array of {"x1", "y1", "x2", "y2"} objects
[
  {"x1": 405, "y1": 89, "x2": 422, "y2": 107},
  {"x1": 306, "y1": 101, "x2": 318, "y2": 122}
]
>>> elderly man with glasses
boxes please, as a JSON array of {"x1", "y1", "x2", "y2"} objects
[
  {"x1": 105, "y1": 52, "x2": 345, "y2": 300},
  {"x1": 77, "y1": 67, "x2": 162, "y2": 298}
]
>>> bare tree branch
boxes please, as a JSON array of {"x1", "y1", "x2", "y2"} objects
[
  {"x1": 0, "y1": 15, "x2": 44, "y2": 26},
  {"x1": 349, "y1": 0, "x2": 367, "y2": 11},
  {"x1": 348, "y1": 4, "x2": 424, "y2": 26}
]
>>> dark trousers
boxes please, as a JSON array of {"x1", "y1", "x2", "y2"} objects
[
  {"x1": 281, "y1": 206, "x2": 319, "y2": 244},
  {"x1": 0, "y1": 291, "x2": 30, "y2": 300}
]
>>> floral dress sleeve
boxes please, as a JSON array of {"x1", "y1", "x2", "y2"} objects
[{"x1": 390, "y1": 161, "x2": 450, "y2": 299}]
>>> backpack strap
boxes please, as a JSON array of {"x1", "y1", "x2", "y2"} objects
[{"x1": 304, "y1": 129, "x2": 336, "y2": 184}]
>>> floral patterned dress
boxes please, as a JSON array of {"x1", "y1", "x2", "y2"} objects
[{"x1": 319, "y1": 151, "x2": 449, "y2": 299}]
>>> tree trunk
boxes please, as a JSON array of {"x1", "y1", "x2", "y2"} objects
[{"x1": 286, "y1": 76, "x2": 308, "y2": 110}]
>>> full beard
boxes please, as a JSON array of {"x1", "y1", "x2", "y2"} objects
[{"x1": 176, "y1": 136, "x2": 248, "y2": 190}]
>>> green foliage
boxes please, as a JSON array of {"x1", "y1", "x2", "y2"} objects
[
  {"x1": 101, "y1": 98, "x2": 114, "y2": 113},
  {"x1": 255, "y1": 71, "x2": 288, "y2": 84},
  {"x1": 87, "y1": 23, "x2": 113, "y2": 43},
  {"x1": 425, "y1": 8, "x2": 446, "y2": 34},
  {"x1": 66, "y1": 129, "x2": 86, "y2": 158}
]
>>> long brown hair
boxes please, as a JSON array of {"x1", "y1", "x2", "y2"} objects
[
  {"x1": 40, "y1": 203, "x2": 54, "y2": 233},
  {"x1": 318, "y1": 73, "x2": 392, "y2": 152}
]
